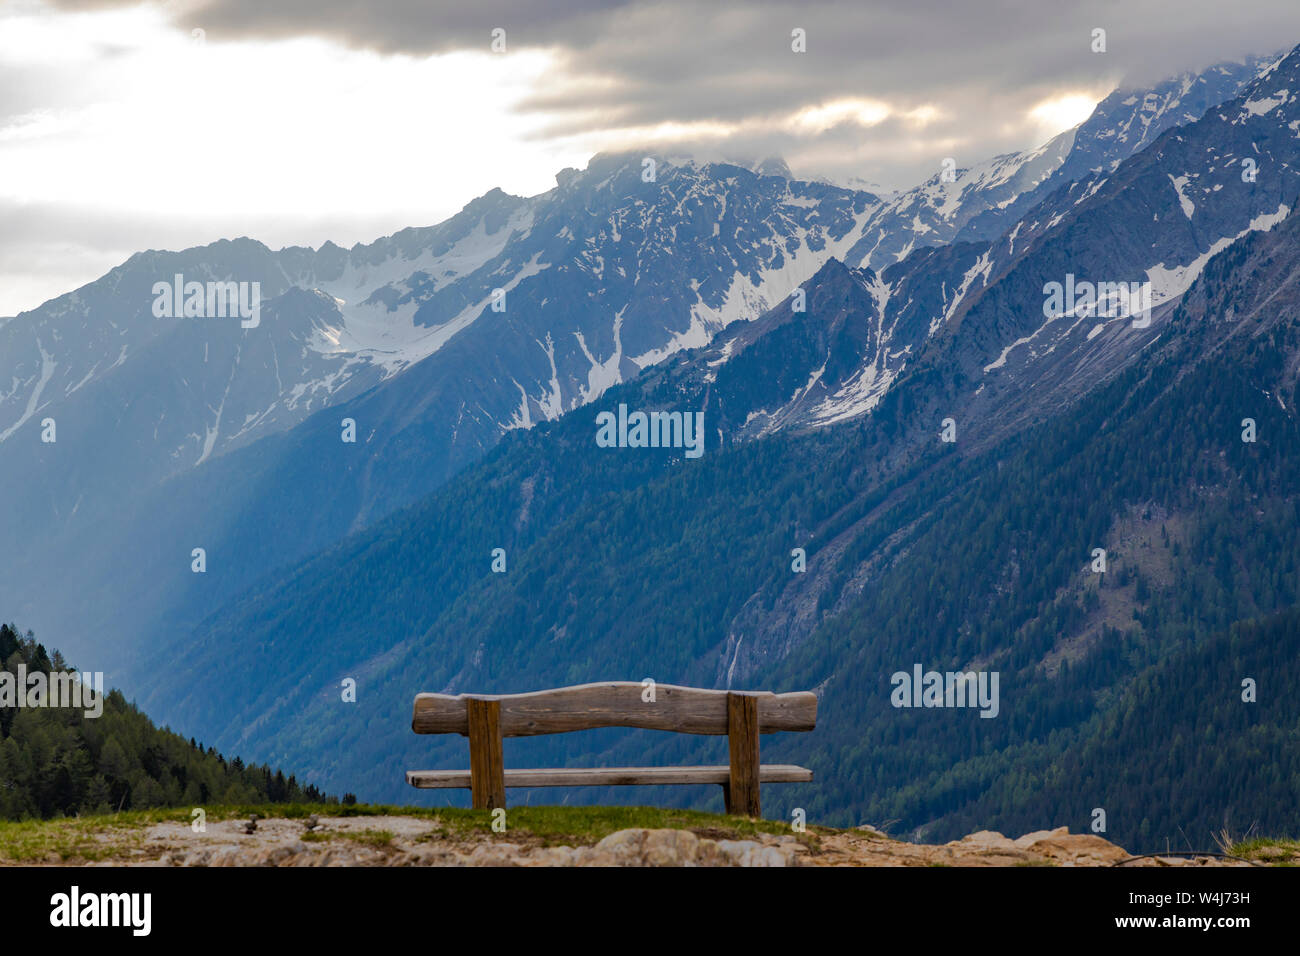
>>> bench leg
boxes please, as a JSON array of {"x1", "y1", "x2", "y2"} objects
[
  {"x1": 467, "y1": 698, "x2": 506, "y2": 810},
  {"x1": 726, "y1": 692, "x2": 761, "y2": 817}
]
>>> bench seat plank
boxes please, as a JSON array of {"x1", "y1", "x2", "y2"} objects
[{"x1": 407, "y1": 764, "x2": 813, "y2": 789}]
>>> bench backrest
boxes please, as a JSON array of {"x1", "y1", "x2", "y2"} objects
[{"x1": 411, "y1": 681, "x2": 817, "y2": 737}]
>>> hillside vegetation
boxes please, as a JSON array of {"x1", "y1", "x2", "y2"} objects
[{"x1": 0, "y1": 623, "x2": 333, "y2": 820}]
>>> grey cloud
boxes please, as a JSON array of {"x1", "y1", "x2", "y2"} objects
[
  {"x1": 41, "y1": 0, "x2": 1300, "y2": 189},
  {"x1": 50, "y1": 0, "x2": 634, "y2": 53}
]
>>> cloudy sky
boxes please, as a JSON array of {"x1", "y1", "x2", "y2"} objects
[{"x1": 3, "y1": 0, "x2": 1299, "y2": 317}]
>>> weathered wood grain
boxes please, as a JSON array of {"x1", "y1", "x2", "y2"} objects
[
  {"x1": 726, "y1": 692, "x2": 761, "y2": 816},
  {"x1": 467, "y1": 698, "x2": 505, "y2": 810},
  {"x1": 412, "y1": 682, "x2": 817, "y2": 736},
  {"x1": 406, "y1": 764, "x2": 814, "y2": 789}
]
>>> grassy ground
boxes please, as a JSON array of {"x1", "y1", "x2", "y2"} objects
[
  {"x1": 0, "y1": 803, "x2": 833, "y2": 864},
  {"x1": 1, "y1": 804, "x2": 1293, "y2": 866}
]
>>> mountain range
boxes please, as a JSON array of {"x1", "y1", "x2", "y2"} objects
[{"x1": 3, "y1": 45, "x2": 1298, "y2": 851}]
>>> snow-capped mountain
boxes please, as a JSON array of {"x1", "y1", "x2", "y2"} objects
[
  {"x1": 837, "y1": 54, "x2": 1277, "y2": 273},
  {"x1": 534, "y1": 43, "x2": 1300, "y2": 703},
  {"x1": 0, "y1": 193, "x2": 548, "y2": 484},
  {"x1": 0, "y1": 156, "x2": 882, "y2": 664},
  {"x1": 607, "y1": 41, "x2": 1300, "y2": 470},
  {"x1": 956, "y1": 53, "x2": 1279, "y2": 242},
  {"x1": 3, "y1": 52, "x2": 1266, "y2": 505},
  {"x1": 631, "y1": 247, "x2": 986, "y2": 443},
  {"x1": 941, "y1": 43, "x2": 1300, "y2": 403},
  {"x1": 628, "y1": 258, "x2": 893, "y2": 442},
  {"x1": 4, "y1": 47, "x2": 1292, "y2": 678},
  {"x1": 843, "y1": 131, "x2": 1078, "y2": 271},
  {"x1": 0, "y1": 157, "x2": 875, "y2": 464}
]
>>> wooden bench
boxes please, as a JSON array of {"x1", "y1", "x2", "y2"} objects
[{"x1": 406, "y1": 681, "x2": 816, "y2": 816}]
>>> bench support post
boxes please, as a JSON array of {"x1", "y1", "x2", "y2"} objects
[
  {"x1": 726, "y1": 692, "x2": 761, "y2": 817},
  {"x1": 467, "y1": 698, "x2": 506, "y2": 810}
]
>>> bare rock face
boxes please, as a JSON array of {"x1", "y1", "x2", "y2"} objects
[
  {"x1": 568, "y1": 829, "x2": 798, "y2": 867},
  {"x1": 1010, "y1": 827, "x2": 1132, "y2": 866},
  {"x1": 409, "y1": 829, "x2": 800, "y2": 867}
]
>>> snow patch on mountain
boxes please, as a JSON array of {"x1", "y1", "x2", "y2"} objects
[
  {"x1": 1244, "y1": 89, "x2": 1292, "y2": 116},
  {"x1": 1147, "y1": 202, "x2": 1292, "y2": 300},
  {"x1": 319, "y1": 250, "x2": 548, "y2": 377},
  {"x1": 1169, "y1": 174, "x2": 1196, "y2": 218},
  {"x1": 313, "y1": 209, "x2": 538, "y2": 375},
  {"x1": 807, "y1": 272, "x2": 902, "y2": 427},
  {"x1": 574, "y1": 307, "x2": 626, "y2": 405},
  {"x1": 632, "y1": 219, "x2": 871, "y2": 370},
  {"x1": 0, "y1": 339, "x2": 55, "y2": 444},
  {"x1": 941, "y1": 251, "x2": 994, "y2": 329}
]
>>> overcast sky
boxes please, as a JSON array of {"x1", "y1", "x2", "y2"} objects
[{"x1": 2, "y1": 0, "x2": 1299, "y2": 316}]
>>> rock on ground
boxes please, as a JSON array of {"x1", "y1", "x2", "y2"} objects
[{"x1": 47, "y1": 816, "x2": 1257, "y2": 867}]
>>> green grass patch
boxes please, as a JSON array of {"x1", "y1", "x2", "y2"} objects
[
  {"x1": 0, "y1": 816, "x2": 148, "y2": 863},
  {"x1": 340, "y1": 828, "x2": 395, "y2": 847},
  {"x1": 1229, "y1": 837, "x2": 1300, "y2": 865},
  {"x1": 299, "y1": 828, "x2": 396, "y2": 848}
]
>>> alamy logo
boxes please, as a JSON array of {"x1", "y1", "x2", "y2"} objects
[
  {"x1": 0, "y1": 666, "x2": 103, "y2": 718},
  {"x1": 50, "y1": 886, "x2": 151, "y2": 936},
  {"x1": 152, "y1": 273, "x2": 261, "y2": 328},
  {"x1": 595, "y1": 403, "x2": 705, "y2": 458},
  {"x1": 890, "y1": 664, "x2": 999, "y2": 718},
  {"x1": 1043, "y1": 274, "x2": 1151, "y2": 329}
]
